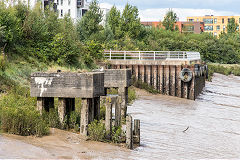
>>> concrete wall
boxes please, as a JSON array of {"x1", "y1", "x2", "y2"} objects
[
  {"x1": 108, "y1": 64, "x2": 207, "y2": 100},
  {"x1": 104, "y1": 69, "x2": 131, "y2": 88},
  {"x1": 30, "y1": 72, "x2": 104, "y2": 98}
]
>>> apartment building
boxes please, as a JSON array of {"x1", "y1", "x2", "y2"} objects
[
  {"x1": 141, "y1": 21, "x2": 204, "y2": 34},
  {"x1": 187, "y1": 15, "x2": 240, "y2": 36}
]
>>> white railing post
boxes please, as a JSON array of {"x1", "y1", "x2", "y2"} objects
[
  {"x1": 154, "y1": 51, "x2": 156, "y2": 60},
  {"x1": 110, "y1": 49, "x2": 112, "y2": 60},
  {"x1": 139, "y1": 51, "x2": 141, "y2": 60},
  {"x1": 167, "y1": 51, "x2": 170, "y2": 59},
  {"x1": 124, "y1": 51, "x2": 126, "y2": 60}
]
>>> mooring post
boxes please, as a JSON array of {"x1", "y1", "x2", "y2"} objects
[
  {"x1": 105, "y1": 96, "x2": 112, "y2": 137},
  {"x1": 133, "y1": 119, "x2": 140, "y2": 146},
  {"x1": 126, "y1": 115, "x2": 133, "y2": 149},
  {"x1": 80, "y1": 98, "x2": 90, "y2": 136}
]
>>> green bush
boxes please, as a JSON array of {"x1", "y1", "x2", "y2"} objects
[
  {"x1": 42, "y1": 108, "x2": 61, "y2": 128},
  {"x1": 128, "y1": 87, "x2": 137, "y2": 104},
  {"x1": 88, "y1": 120, "x2": 106, "y2": 141},
  {"x1": 112, "y1": 126, "x2": 122, "y2": 143}
]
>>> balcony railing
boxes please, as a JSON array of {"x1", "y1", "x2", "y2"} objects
[{"x1": 104, "y1": 50, "x2": 201, "y2": 61}]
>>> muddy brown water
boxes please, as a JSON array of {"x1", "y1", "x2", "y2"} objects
[{"x1": 1, "y1": 73, "x2": 240, "y2": 159}]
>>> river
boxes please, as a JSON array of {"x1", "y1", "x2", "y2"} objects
[{"x1": 1, "y1": 73, "x2": 240, "y2": 159}]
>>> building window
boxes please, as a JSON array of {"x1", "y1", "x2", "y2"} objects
[
  {"x1": 77, "y1": 8, "x2": 81, "y2": 17},
  {"x1": 61, "y1": 0, "x2": 63, "y2": 5},
  {"x1": 189, "y1": 19, "x2": 194, "y2": 22},
  {"x1": 216, "y1": 25, "x2": 220, "y2": 31},
  {"x1": 77, "y1": 0, "x2": 82, "y2": 6},
  {"x1": 204, "y1": 25, "x2": 213, "y2": 31},
  {"x1": 222, "y1": 18, "x2": 224, "y2": 24},
  {"x1": 214, "y1": 18, "x2": 217, "y2": 24},
  {"x1": 68, "y1": 9, "x2": 71, "y2": 15},
  {"x1": 223, "y1": 25, "x2": 226, "y2": 31},
  {"x1": 68, "y1": 0, "x2": 71, "y2": 5},
  {"x1": 214, "y1": 32, "x2": 217, "y2": 36},
  {"x1": 57, "y1": 0, "x2": 59, "y2": 5},
  {"x1": 82, "y1": 9, "x2": 88, "y2": 17},
  {"x1": 203, "y1": 18, "x2": 213, "y2": 24},
  {"x1": 60, "y1": 9, "x2": 63, "y2": 17}
]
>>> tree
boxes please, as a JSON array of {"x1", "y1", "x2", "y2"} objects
[
  {"x1": 107, "y1": 6, "x2": 121, "y2": 39},
  {"x1": 77, "y1": 0, "x2": 103, "y2": 41},
  {"x1": 120, "y1": 3, "x2": 143, "y2": 39},
  {"x1": 227, "y1": 18, "x2": 239, "y2": 34},
  {"x1": 162, "y1": 10, "x2": 178, "y2": 31}
]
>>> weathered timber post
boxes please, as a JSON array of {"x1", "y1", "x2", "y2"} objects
[
  {"x1": 164, "y1": 65, "x2": 170, "y2": 95},
  {"x1": 153, "y1": 65, "x2": 158, "y2": 90},
  {"x1": 105, "y1": 96, "x2": 112, "y2": 137},
  {"x1": 189, "y1": 66, "x2": 195, "y2": 100},
  {"x1": 146, "y1": 65, "x2": 151, "y2": 86},
  {"x1": 118, "y1": 87, "x2": 128, "y2": 119},
  {"x1": 158, "y1": 65, "x2": 164, "y2": 93},
  {"x1": 126, "y1": 115, "x2": 133, "y2": 149},
  {"x1": 114, "y1": 96, "x2": 121, "y2": 127},
  {"x1": 133, "y1": 119, "x2": 140, "y2": 146},
  {"x1": 176, "y1": 65, "x2": 182, "y2": 98},
  {"x1": 140, "y1": 65, "x2": 145, "y2": 83},
  {"x1": 170, "y1": 65, "x2": 176, "y2": 96}
]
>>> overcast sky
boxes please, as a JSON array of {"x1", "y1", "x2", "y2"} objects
[{"x1": 98, "y1": 0, "x2": 240, "y2": 21}]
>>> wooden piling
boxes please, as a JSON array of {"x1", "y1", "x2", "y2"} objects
[
  {"x1": 153, "y1": 65, "x2": 158, "y2": 90},
  {"x1": 126, "y1": 115, "x2": 133, "y2": 149},
  {"x1": 176, "y1": 65, "x2": 182, "y2": 98},
  {"x1": 115, "y1": 96, "x2": 121, "y2": 127},
  {"x1": 158, "y1": 65, "x2": 164, "y2": 94},
  {"x1": 170, "y1": 65, "x2": 176, "y2": 96},
  {"x1": 133, "y1": 119, "x2": 140, "y2": 146}
]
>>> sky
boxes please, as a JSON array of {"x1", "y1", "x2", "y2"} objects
[{"x1": 98, "y1": 0, "x2": 240, "y2": 21}]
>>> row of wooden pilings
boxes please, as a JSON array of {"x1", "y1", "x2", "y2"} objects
[{"x1": 108, "y1": 64, "x2": 207, "y2": 100}]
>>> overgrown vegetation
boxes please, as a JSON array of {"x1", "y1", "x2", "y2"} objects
[{"x1": 207, "y1": 63, "x2": 240, "y2": 81}]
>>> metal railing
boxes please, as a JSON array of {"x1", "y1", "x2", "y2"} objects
[{"x1": 104, "y1": 50, "x2": 201, "y2": 61}]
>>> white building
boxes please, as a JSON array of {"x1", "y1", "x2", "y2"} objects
[{"x1": 13, "y1": 0, "x2": 90, "y2": 22}]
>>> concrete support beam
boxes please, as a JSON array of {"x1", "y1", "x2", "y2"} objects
[
  {"x1": 118, "y1": 87, "x2": 128, "y2": 119},
  {"x1": 58, "y1": 98, "x2": 67, "y2": 123},
  {"x1": 126, "y1": 115, "x2": 133, "y2": 149},
  {"x1": 80, "y1": 98, "x2": 90, "y2": 136},
  {"x1": 105, "y1": 97, "x2": 112, "y2": 136},
  {"x1": 37, "y1": 97, "x2": 54, "y2": 114}
]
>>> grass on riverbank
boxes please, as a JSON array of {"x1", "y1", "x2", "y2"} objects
[{"x1": 207, "y1": 63, "x2": 240, "y2": 81}]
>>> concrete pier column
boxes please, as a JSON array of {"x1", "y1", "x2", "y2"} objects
[
  {"x1": 170, "y1": 65, "x2": 176, "y2": 96},
  {"x1": 80, "y1": 98, "x2": 90, "y2": 136},
  {"x1": 37, "y1": 97, "x2": 44, "y2": 114},
  {"x1": 126, "y1": 115, "x2": 133, "y2": 149},
  {"x1": 153, "y1": 65, "x2": 158, "y2": 90},
  {"x1": 118, "y1": 87, "x2": 128, "y2": 119},
  {"x1": 158, "y1": 65, "x2": 164, "y2": 94},
  {"x1": 94, "y1": 97, "x2": 100, "y2": 120},
  {"x1": 105, "y1": 97, "x2": 112, "y2": 136},
  {"x1": 133, "y1": 119, "x2": 140, "y2": 146},
  {"x1": 114, "y1": 96, "x2": 121, "y2": 127},
  {"x1": 58, "y1": 98, "x2": 67, "y2": 123}
]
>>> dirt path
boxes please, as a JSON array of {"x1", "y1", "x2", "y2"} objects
[{"x1": 0, "y1": 128, "x2": 130, "y2": 159}]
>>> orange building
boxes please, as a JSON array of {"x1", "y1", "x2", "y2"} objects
[{"x1": 141, "y1": 21, "x2": 204, "y2": 34}]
